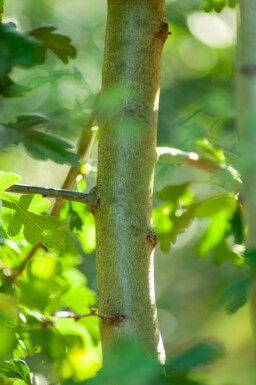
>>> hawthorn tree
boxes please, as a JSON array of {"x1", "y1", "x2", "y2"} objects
[{"x1": 0, "y1": 0, "x2": 255, "y2": 384}]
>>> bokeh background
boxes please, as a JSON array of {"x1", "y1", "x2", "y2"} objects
[{"x1": 0, "y1": 1, "x2": 253, "y2": 384}]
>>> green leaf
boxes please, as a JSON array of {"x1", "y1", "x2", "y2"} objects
[
  {"x1": 213, "y1": 0, "x2": 226, "y2": 12},
  {"x1": 22, "y1": 131, "x2": 79, "y2": 165},
  {"x1": 9, "y1": 113, "x2": 50, "y2": 129},
  {"x1": 197, "y1": 139, "x2": 225, "y2": 163},
  {"x1": 0, "y1": 1, "x2": 3, "y2": 17},
  {"x1": 228, "y1": 0, "x2": 238, "y2": 7},
  {"x1": 0, "y1": 193, "x2": 65, "y2": 249},
  {"x1": 0, "y1": 114, "x2": 79, "y2": 166},
  {"x1": 212, "y1": 239, "x2": 243, "y2": 266},
  {"x1": 156, "y1": 183, "x2": 190, "y2": 202},
  {"x1": 194, "y1": 194, "x2": 236, "y2": 257},
  {"x1": 85, "y1": 340, "x2": 162, "y2": 385},
  {"x1": 0, "y1": 75, "x2": 29, "y2": 97},
  {"x1": 219, "y1": 275, "x2": 253, "y2": 314},
  {"x1": 0, "y1": 22, "x2": 44, "y2": 77},
  {"x1": 164, "y1": 377, "x2": 203, "y2": 385},
  {"x1": 0, "y1": 359, "x2": 32, "y2": 385},
  {"x1": 229, "y1": 205, "x2": 244, "y2": 245},
  {"x1": 200, "y1": 0, "x2": 237, "y2": 12},
  {"x1": 194, "y1": 209, "x2": 230, "y2": 257},
  {"x1": 0, "y1": 171, "x2": 21, "y2": 192},
  {"x1": 30, "y1": 26, "x2": 77, "y2": 64},
  {"x1": 165, "y1": 341, "x2": 225, "y2": 375},
  {"x1": 195, "y1": 194, "x2": 236, "y2": 218}
]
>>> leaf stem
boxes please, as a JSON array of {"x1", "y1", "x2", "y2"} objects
[{"x1": 156, "y1": 147, "x2": 241, "y2": 182}]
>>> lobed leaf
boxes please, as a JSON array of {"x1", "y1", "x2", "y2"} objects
[
  {"x1": 0, "y1": 114, "x2": 79, "y2": 166},
  {"x1": 0, "y1": 171, "x2": 21, "y2": 192},
  {"x1": 0, "y1": 359, "x2": 32, "y2": 385},
  {"x1": 0, "y1": 22, "x2": 44, "y2": 77},
  {"x1": 0, "y1": 193, "x2": 65, "y2": 249},
  {"x1": 219, "y1": 275, "x2": 253, "y2": 314},
  {"x1": 30, "y1": 26, "x2": 77, "y2": 64}
]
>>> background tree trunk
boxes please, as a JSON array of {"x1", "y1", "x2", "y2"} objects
[
  {"x1": 94, "y1": 0, "x2": 168, "y2": 362},
  {"x1": 237, "y1": 0, "x2": 256, "y2": 372}
]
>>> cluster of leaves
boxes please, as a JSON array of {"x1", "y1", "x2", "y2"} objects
[
  {"x1": 153, "y1": 133, "x2": 256, "y2": 317},
  {"x1": 0, "y1": 339, "x2": 224, "y2": 385},
  {"x1": 201, "y1": 0, "x2": 238, "y2": 13},
  {"x1": 0, "y1": 114, "x2": 79, "y2": 165},
  {"x1": 0, "y1": 172, "x2": 65, "y2": 248},
  {"x1": 0, "y1": 169, "x2": 100, "y2": 383},
  {"x1": 0, "y1": 251, "x2": 101, "y2": 383},
  {"x1": 0, "y1": 9, "x2": 79, "y2": 163},
  {"x1": 0, "y1": 21, "x2": 76, "y2": 97},
  {"x1": 154, "y1": 184, "x2": 243, "y2": 265}
]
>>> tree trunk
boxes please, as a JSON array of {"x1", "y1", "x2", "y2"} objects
[
  {"x1": 236, "y1": 0, "x2": 256, "y2": 372},
  {"x1": 94, "y1": 0, "x2": 168, "y2": 362}
]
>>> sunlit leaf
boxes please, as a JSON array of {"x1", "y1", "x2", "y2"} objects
[
  {"x1": 0, "y1": 359, "x2": 32, "y2": 385},
  {"x1": 0, "y1": 193, "x2": 65, "y2": 249},
  {"x1": 0, "y1": 171, "x2": 21, "y2": 192},
  {"x1": 0, "y1": 294, "x2": 18, "y2": 360},
  {"x1": 194, "y1": 194, "x2": 236, "y2": 257},
  {"x1": 196, "y1": 139, "x2": 225, "y2": 163}
]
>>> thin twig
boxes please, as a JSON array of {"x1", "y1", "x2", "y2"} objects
[
  {"x1": 7, "y1": 184, "x2": 92, "y2": 205},
  {"x1": 156, "y1": 147, "x2": 241, "y2": 183},
  {"x1": 9, "y1": 244, "x2": 41, "y2": 283},
  {"x1": 51, "y1": 310, "x2": 126, "y2": 323}
]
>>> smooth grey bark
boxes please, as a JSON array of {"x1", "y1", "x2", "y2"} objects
[{"x1": 94, "y1": 0, "x2": 168, "y2": 362}]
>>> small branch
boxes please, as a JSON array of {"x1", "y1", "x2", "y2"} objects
[
  {"x1": 25, "y1": 309, "x2": 128, "y2": 330},
  {"x1": 7, "y1": 183, "x2": 92, "y2": 205},
  {"x1": 156, "y1": 147, "x2": 241, "y2": 183},
  {"x1": 51, "y1": 310, "x2": 127, "y2": 324}
]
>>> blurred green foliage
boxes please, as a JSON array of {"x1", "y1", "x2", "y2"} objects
[{"x1": 0, "y1": 0, "x2": 254, "y2": 384}]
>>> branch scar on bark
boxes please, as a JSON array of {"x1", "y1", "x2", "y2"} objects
[
  {"x1": 240, "y1": 64, "x2": 256, "y2": 76},
  {"x1": 100, "y1": 313, "x2": 128, "y2": 325},
  {"x1": 146, "y1": 229, "x2": 157, "y2": 248},
  {"x1": 155, "y1": 20, "x2": 169, "y2": 41}
]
